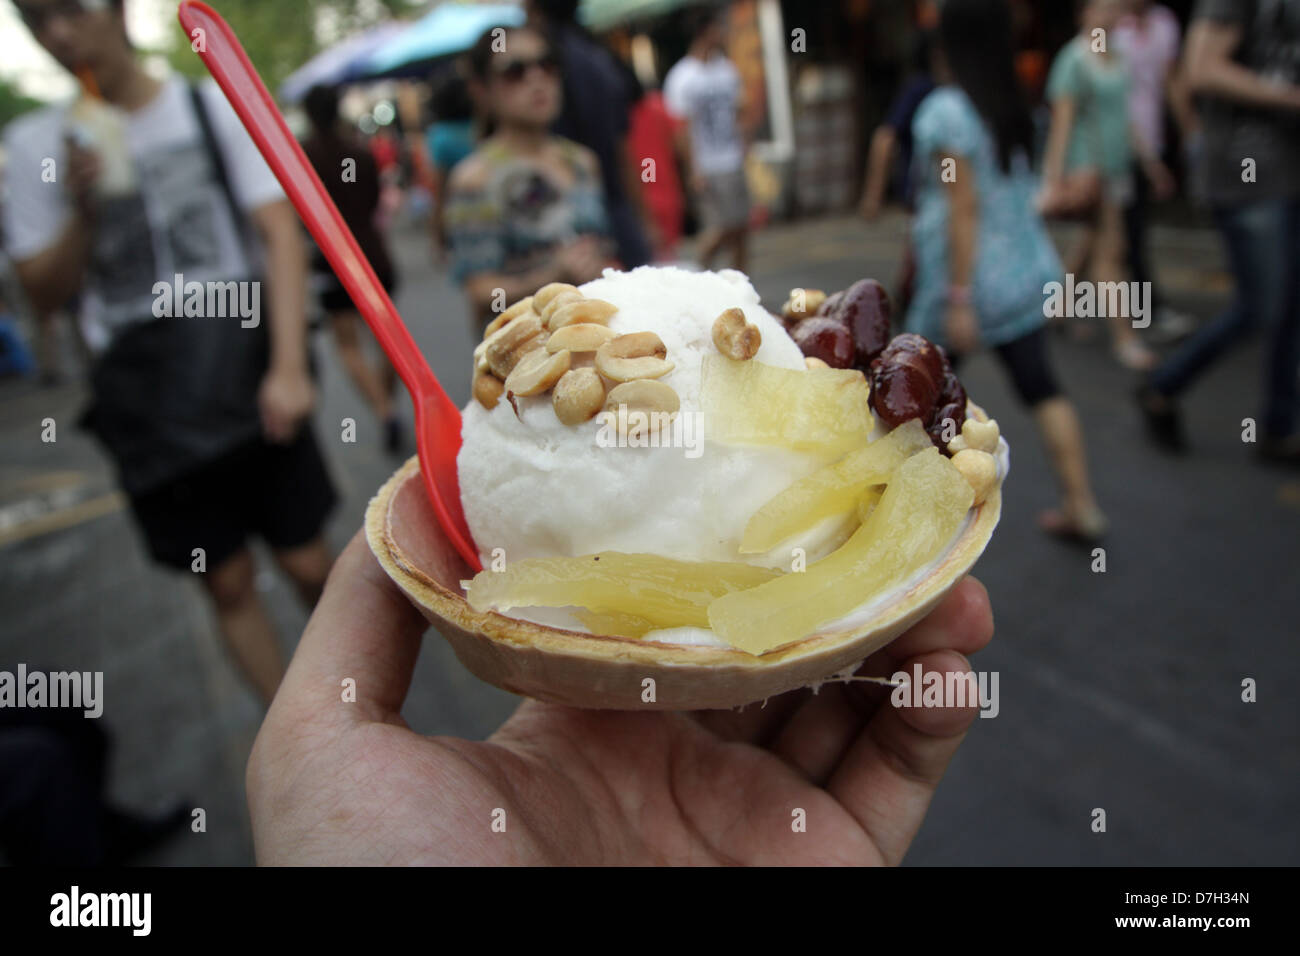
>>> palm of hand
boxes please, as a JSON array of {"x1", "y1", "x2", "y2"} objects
[{"x1": 248, "y1": 534, "x2": 992, "y2": 866}]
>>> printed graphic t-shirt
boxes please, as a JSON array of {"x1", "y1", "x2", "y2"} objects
[
  {"x1": 663, "y1": 53, "x2": 744, "y2": 176},
  {"x1": 2, "y1": 74, "x2": 284, "y2": 353}
]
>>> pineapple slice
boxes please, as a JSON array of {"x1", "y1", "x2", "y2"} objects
[
  {"x1": 708, "y1": 448, "x2": 975, "y2": 655},
  {"x1": 467, "y1": 552, "x2": 779, "y2": 632},
  {"x1": 574, "y1": 608, "x2": 657, "y2": 639},
  {"x1": 701, "y1": 355, "x2": 872, "y2": 458},
  {"x1": 739, "y1": 420, "x2": 933, "y2": 553}
]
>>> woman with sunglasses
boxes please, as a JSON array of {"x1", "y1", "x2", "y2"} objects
[{"x1": 445, "y1": 25, "x2": 615, "y2": 330}]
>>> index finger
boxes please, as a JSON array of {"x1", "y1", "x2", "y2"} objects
[{"x1": 275, "y1": 529, "x2": 429, "y2": 726}]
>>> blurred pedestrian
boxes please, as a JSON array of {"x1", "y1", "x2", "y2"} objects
[
  {"x1": 909, "y1": 0, "x2": 1108, "y2": 542},
  {"x1": 445, "y1": 25, "x2": 614, "y2": 330},
  {"x1": 0, "y1": 705, "x2": 188, "y2": 865},
  {"x1": 3, "y1": 0, "x2": 336, "y2": 704},
  {"x1": 1137, "y1": 0, "x2": 1300, "y2": 463},
  {"x1": 664, "y1": 7, "x2": 753, "y2": 274},
  {"x1": 858, "y1": 30, "x2": 938, "y2": 222},
  {"x1": 425, "y1": 73, "x2": 477, "y2": 263},
  {"x1": 301, "y1": 84, "x2": 406, "y2": 456},
  {"x1": 1040, "y1": 0, "x2": 1174, "y2": 371},
  {"x1": 621, "y1": 65, "x2": 683, "y2": 261},
  {"x1": 1114, "y1": 0, "x2": 1197, "y2": 343},
  {"x1": 858, "y1": 29, "x2": 941, "y2": 317},
  {"x1": 526, "y1": 0, "x2": 653, "y2": 269}
]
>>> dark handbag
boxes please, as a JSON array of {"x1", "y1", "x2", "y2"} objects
[{"x1": 81, "y1": 82, "x2": 271, "y2": 495}]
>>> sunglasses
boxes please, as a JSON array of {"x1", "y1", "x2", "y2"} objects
[{"x1": 491, "y1": 54, "x2": 559, "y2": 85}]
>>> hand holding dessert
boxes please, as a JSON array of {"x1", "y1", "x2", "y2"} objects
[{"x1": 249, "y1": 529, "x2": 994, "y2": 864}]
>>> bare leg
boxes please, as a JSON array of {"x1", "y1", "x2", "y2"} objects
[
  {"x1": 202, "y1": 548, "x2": 285, "y2": 705},
  {"x1": 331, "y1": 312, "x2": 393, "y2": 421},
  {"x1": 271, "y1": 536, "x2": 333, "y2": 609},
  {"x1": 696, "y1": 227, "x2": 728, "y2": 270},
  {"x1": 1093, "y1": 201, "x2": 1154, "y2": 369},
  {"x1": 730, "y1": 227, "x2": 750, "y2": 274},
  {"x1": 1033, "y1": 397, "x2": 1106, "y2": 534}
]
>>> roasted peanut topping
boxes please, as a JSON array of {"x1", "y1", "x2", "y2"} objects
[
  {"x1": 711, "y1": 307, "x2": 761, "y2": 361},
  {"x1": 595, "y1": 331, "x2": 674, "y2": 382}
]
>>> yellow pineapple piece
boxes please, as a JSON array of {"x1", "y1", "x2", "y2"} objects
[
  {"x1": 701, "y1": 355, "x2": 872, "y2": 458},
  {"x1": 574, "y1": 608, "x2": 657, "y2": 639},
  {"x1": 708, "y1": 448, "x2": 974, "y2": 655},
  {"x1": 739, "y1": 420, "x2": 932, "y2": 553},
  {"x1": 857, "y1": 485, "x2": 883, "y2": 522},
  {"x1": 467, "y1": 552, "x2": 779, "y2": 632}
]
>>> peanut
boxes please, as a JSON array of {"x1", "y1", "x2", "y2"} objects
[
  {"x1": 711, "y1": 307, "x2": 761, "y2": 360},
  {"x1": 473, "y1": 373, "x2": 505, "y2": 410},
  {"x1": 503, "y1": 347, "x2": 571, "y2": 397},
  {"x1": 546, "y1": 323, "x2": 617, "y2": 354},
  {"x1": 595, "y1": 331, "x2": 674, "y2": 382},
  {"x1": 552, "y1": 367, "x2": 606, "y2": 425},
  {"x1": 601, "y1": 379, "x2": 680, "y2": 440},
  {"x1": 485, "y1": 313, "x2": 546, "y2": 379},
  {"x1": 548, "y1": 298, "x2": 618, "y2": 330},
  {"x1": 951, "y1": 449, "x2": 998, "y2": 505}
]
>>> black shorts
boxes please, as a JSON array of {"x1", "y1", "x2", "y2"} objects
[
  {"x1": 950, "y1": 326, "x2": 1062, "y2": 408},
  {"x1": 316, "y1": 263, "x2": 397, "y2": 315},
  {"x1": 127, "y1": 425, "x2": 338, "y2": 571}
]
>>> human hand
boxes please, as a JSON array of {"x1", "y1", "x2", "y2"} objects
[
  {"x1": 558, "y1": 236, "x2": 607, "y2": 284},
  {"x1": 945, "y1": 302, "x2": 980, "y2": 355},
  {"x1": 257, "y1": 364, "x2": 315, "y2": 443},
  {"x1": 247, "y1": 531, "x2": 995, "y2": 865},
  {"x1": 1143, "y1": 158, "x2": 1176, "y2": 202}
]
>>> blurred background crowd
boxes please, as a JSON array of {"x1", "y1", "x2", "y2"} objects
[{"x1": 0, "y1": 0, "x2": 1297, "y2": 866}]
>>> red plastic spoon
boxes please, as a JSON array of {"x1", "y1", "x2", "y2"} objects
[{"x1": 177, "y1": 1, "x2": 481, "y2": 572}]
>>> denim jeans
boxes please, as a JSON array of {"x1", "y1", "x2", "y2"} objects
[{"x1": 1150, "y1": 199, "x2": 1300, "y2": 438}]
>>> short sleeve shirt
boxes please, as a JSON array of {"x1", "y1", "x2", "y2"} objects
[
  {"x1": 663, "y1": 54, "x2": 744, "y2": 176},
  {"x1": 2, "y1": 75, "x2": 283, "y2": 352},
  {"x1": 444, "y1": 137, "x2": 611, "y2": 286},
  {"x1": 1046, "y1": 37, "x2": 1133, "y2": 181},
  {"x1": 1193, "y1": 0, "x2": 1300, "y2": 203},
  {"x1": 906, "y1": 87, "x2": 1062, "y2": 348},
  {"x1": 1114, "y1": 6, "x2": 1182, "y2": 155}
]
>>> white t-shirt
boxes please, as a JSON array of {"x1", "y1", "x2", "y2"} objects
[
  {"x1": 663, "y1": 53, "x2": 744, "y2": 176},
  {"x1": 2, "y1": 74, "x2": 283, "y2": 351},
  {"x1": 1114, "y1": 6, "x2": 1181, "y2": 156}
]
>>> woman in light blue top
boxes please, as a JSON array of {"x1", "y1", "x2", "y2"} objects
[
  {"x1": 1040, "y1": 0, "x2": 1174, "y2": 370},
  {"x1": 907, "y1": 0, "x2": 1107, "y2": 542}
]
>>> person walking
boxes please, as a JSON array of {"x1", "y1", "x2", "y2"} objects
[
  {"x1": 526, "y1": 0, "x2": 652, "y2": 270},
  {"x1": 663, "y1": 8, "x2": 753, "y2": 274},
  {"x1": 301, "y1": 84, "x2": 406, "y2": 456},
  {"x1": 1040, "y1": 0, "x2": 1174, "y2": 371},
  {"x1": 908, "y1": 0, "x2": 1108, "y2": 542},
  {"x1": 1114, "y1": 0, "x2": 1197, "y2": 344},
  {"x1": 1137, "y1": 0, "x2": 1300, "y2": 463},
  {"x1": 3, "y1": 0, "x2": 336, "y2": 704}
]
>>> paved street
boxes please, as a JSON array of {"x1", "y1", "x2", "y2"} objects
[{"x1": 1, "y1": 211, "x2": 1297, "y2": 865}]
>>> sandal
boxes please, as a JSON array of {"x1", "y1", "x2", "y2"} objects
[{"x1": 1038, "y1": 507, "x2": 1109, "y2": 545}]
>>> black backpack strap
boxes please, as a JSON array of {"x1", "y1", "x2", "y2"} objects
[{"x1": 188, "y1": 81, "x2": 249, "y2": 241}]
